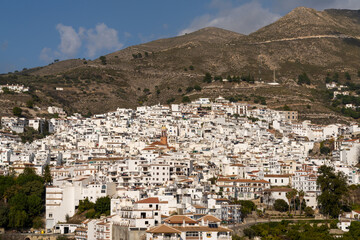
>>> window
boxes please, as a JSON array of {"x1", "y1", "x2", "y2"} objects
[
  {"x1": 207, "y1": 233, "x2": 211, "y2": 237},
  {"x1": 149, "y1": 204, "x2": 152, "y2": 208},
  {"x1": 186, "y1": 232, "x2": 199, "y2": 237},
  {"x1": 154, "y1": 212, "x2": 158, "y2": 216},
  {"x1": 49, "y1": 213, "x2": 53, "y2": 218},
  {"x1": 145, "y1": 221, "x2": 149, "y2": 225}
]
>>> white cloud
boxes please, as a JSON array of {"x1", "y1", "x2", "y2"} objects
[
  {"x1": 39, "y1": 47, "x2": 54, "y2": 62},
  {"x1": 56, "y1": 24, "x2": 82, "y2": 58},
  {"x1": 179, "y1": 1, "x2": 281, "y2": 35},
  {"x1": 40, "y1": 23, "x2": 123, "y2": 62},
  {"x1": 84, "y1": 23, "x2": 123, "y2": 58}
]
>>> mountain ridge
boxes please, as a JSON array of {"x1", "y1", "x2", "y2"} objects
[{"x1": 1, "y1": 7, "x2": 360, "y2": 124}]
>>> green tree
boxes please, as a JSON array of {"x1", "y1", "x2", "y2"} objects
[
  {"x1": 32, "y1": 216, "x2": 44, "y2": 229},
  {"x1": 283, "y1": 105, "x2": 291, "y2": 111},
  {"x1": 345, "y1": 72, "x2": 351, "y2": 81},
  {"x1": 320, "y1": 146, "x2": 331, "y2": 155},
  {"x1": 343, "y1": 221, "x2": 360, "y2": 240},
  {"x1": 182, "y1": 96, "x2": 191, "y2": 103},
  {"x1": 189, "y1": 65, "x2": 194, "y2": 70},
  {"x1": 290, "y1": 189, "x2": 298, "y2": 215},
  {"x1": 2, "y1": 87, "x2": 11, "y2": 94},
  {"x1": 203, "y1": 72, "x2": 212, "y2": 83},
  {"x1": 27, "y1": 195, "x2": 43, "y2": 218},
  {"x1": 78, "y1": 198, "x2": 95, "y2": 214},
  {"x1": 21, "y1": 181, "x2": 44, "y2": 198},
  {"x1": 243, "y1": 228, "x2": 256, "y2": 239},
  {"x1": 194, "y1": 85, "x2": 202, "y2": 91},
  {"x1": 166, "y1": 98, "x2": 175, "y2": 105},
  {"x1": 99, "y1": 56, "x2": 107, "y2": 65},
  {"x1": 286, "y1": 191, "x2": 292, "y2": 214},
  {"x1": 8, "y1": 208, "x2": 28, "y2": 228},
  {"x1": 186, "y1": 86, "x2": 193, "y2": 93},
  {"x1": 298, "y1": 190, "x2": 305, "y2": 215},
  {"x1": 16, "y1": 167, "x2": 44, "y2": 185},
  {"x1": 43, "y1": 165, "x2": 52, "y2": 185},
  {"x1": 239, "y1": 200, "x2": 256, "y2": 218},
  {"x1": 317, "y1": 165, "x2": 348, "y2": 218},
  {"x1": 85, "y1": 208, "x2": 96, "y2": 219},
  {"x1": 273, "y1": 199, "x2": 289, "y2": 212},
  {"x1": 0, "y1": 204, "x2": 9, "y2": 227},
  {"x1": 13, "y1": 107, "x2": 22, "y2": 117},
  {"x1": 95, "y1": 196, "x2": 110, "y2": 215},
  {"x1": 298, "y1": 73, "x2": 311, "y2": 85},
  {"x1": 304, "y1": 206, "x2": 314, "y2": 217}
]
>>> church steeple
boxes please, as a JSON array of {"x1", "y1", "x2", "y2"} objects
[{"x1": 160, "y1": 126, "x2": 168, "y2": 145}]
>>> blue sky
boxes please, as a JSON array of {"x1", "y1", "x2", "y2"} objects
[{"x1": 1, "y1": 0, "x2": 360, "y2": 73}]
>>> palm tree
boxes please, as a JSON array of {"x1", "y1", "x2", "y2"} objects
[
  {"x1": 298, "y1": 190, "x2": 305, "y2": 216},
  {"x1": 286, "y1": 191, "x2": 292, "y2": 215},
  {"x1": 291, "y1": 189, "x2": 298, "y2": 215}
]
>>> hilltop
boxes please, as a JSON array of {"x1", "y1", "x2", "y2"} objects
[{"x1": 1, "y1": 7, "x2": 360, "y2": 123}]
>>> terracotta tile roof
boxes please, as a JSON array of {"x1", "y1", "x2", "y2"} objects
[
  {"x1": 146, "y1": 224, "x2": 181, "y2": 234},
  {"x1": 163, "y1": 215, "x2": 197, "y2": 224},
  {"x1": 193, "y1": 204, "x2": 206, "y2": 209},
  {"x1": 135, "y1": 197, "x2": 160, "y2": 204},
  {"x1": 198, "y1": 215, "x2": 221, "y2": 223},
  {"x1": 173, "y1": 226, "x2": 232, "y2": 232}
]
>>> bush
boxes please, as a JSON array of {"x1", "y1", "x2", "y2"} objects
[
  {"x1": 182, "y1": 96, "x2": 191, "y2": 103},
  {"x1": 99, "y1": 56, "x2": 107, "y2": 65},
  {"x1": 94, "y1": 196, "x2": 110, "y2": 215},
  {"x1": 166, "y1": 98, "x2": 175, "y2": 104},
  {"x1": 243, "y1": 228, "x2": 257, "y2": 239},
  {"x1": 274, "y1": 199, "x2": 289, "y2": 212},
  {"x1": 78, "y1": 198, "x2": 95, "y2": 213},
  {"x1": 298, "y1": 73, "x2": 311, "y2": 85},
  {"x1": 304, "y1": 207, "x2": 314, "y2": 217},
  {"x1": 85, "y1": 209, "x2": 96, "y2": 219},
  {"x1": 194, "y1": 85, "x2": 202, "y2": 91},
  {"x1": 283, "y1": 105, "x2": 291, "y2": 111},
  {"x1": 32, "y1": 216, "x2": 44, "y2": 229},
  {"x1": 320, "y1": 146, "x2": 331, "y2": 155},
  {"x1": 13, "y1": 107, "x2": 22, "y2": 117},
  {"x1": 186, "y1": 86, "x2": 193, "y2": 93},
  {"x1": 203, "y1": 73, "x2": 212, "y2": 83},
  {"x1": 345, "y1": 72, "x2": 351, "y2": 81}
]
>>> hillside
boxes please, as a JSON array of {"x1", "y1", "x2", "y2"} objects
[{"x1": 1, "y1": 7, "x2": 360, "y2": 123}]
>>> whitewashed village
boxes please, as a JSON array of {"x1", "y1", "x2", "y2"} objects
[{"x1": 1, "y1": 96, "x2": 360, "y2": 240}]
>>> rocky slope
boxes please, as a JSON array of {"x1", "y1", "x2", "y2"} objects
[{"x1": 1, "y1": 7, "x2": 360, "y2": 123}]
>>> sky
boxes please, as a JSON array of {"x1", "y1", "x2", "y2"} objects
[{"x1": 1, "y1": 0, "x2": 360, "y2": 74}]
